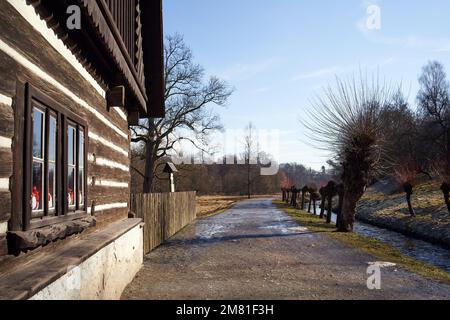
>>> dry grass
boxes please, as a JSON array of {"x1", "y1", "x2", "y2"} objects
[
  {"x1": 196, "y1": 195, "x2": 280, "y2": 218},
  {"x1": 274, "y1": 200, "x2": 450, "y2": 284},
  {"x1": 361, "y1": 180, "x2": 450, "y2": 223}
]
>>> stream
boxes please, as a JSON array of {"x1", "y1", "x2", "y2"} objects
[{"x1": 312, "y1": 204, "x2": 450, "y2": 273}]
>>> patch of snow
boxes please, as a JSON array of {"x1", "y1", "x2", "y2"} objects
[{"x1": 368, "y1": 261, "x2": 397, "y2": 268}]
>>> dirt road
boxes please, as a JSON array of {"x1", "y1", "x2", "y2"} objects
[{"x1": 122, "y1": 199, "x2": 450, "y2": 300}]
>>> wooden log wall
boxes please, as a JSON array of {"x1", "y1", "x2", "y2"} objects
[
  {"x1": 130, "y1": 192, "x2": 197, "y2": 254},
  {"x1": 0, "y1": 1, "x2": 133, "y2": 256}
]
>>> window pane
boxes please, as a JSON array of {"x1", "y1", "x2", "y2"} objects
[
  {"x1": 78, "y1": 169, "x2": 84, "y2": 206},
  {"x1": 79, "y1": 130, "x2": 84, "y2": 168},
  {"x1": 68, "y1": 125, "x2": 76, "y2": 165},
  {"x1": 32, "y1": 108, "x2": 44, "y2": 159},
  {"x1": 32, "y1": 162, "x2": 43, "y2": 211},
  {"x1": 49, "y1": 116, "x2": 57, "y2": 162},
  {"x1": 48, "y1": 164, "x2": 56, "y2": 211},
  {"x1": 68, "y1": 167, "x2": 75, "y2": 207}
]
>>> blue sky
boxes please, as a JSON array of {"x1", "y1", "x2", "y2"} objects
[{"x1": 163, "y1": 0, "x2": 450, "y2": 170}]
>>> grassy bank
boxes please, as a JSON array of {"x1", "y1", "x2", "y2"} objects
[
  {"x1": 274, "y1": 200, "x2": 450, "y2": 284},
  {"x1": 357, "y1": 179, "x2": 450, "y2": 248},
  {"x1": 360, "y1": 180, "x2": 450, "y2": 224}
]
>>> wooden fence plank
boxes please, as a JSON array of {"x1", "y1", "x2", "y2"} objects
[{"x1": 130, "y1": 192, "x2": 197, "y2": 254}]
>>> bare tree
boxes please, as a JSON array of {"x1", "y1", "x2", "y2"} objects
[
  {"x1": 380, "y1": 91, "x2": 421, "y2": 168},
  {"x1": 431, "y1": 160, "x2": 450, "y2": 214},
  {"x1": 131, "y1": 34, "x2": 233, "y2": 192},
  {"x1": 242, "y1": 122, "x2": 258, "y2": 199},
  {"x1": 441, "y1": 181, "x2": 450, "y2": 214},
  {"x1": 417, "y1": 61, "x2": 450, "y2": 165},
  {"x1": 417, "y1": 61, "x2": 450, "y2": 178},
  {"x1": 303, "y1": 74, "x2": 395, "y2": 232}
]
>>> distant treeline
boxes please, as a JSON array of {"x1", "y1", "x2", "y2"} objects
[{"x1": 131, "y1": 158, "x2": 283, "y2": 195}]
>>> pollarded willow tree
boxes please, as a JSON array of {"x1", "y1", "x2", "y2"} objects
[
  {"x1": 302, "y1": 75, "x2": 395, "y2": 232},
  {"x1": 131, "y1": 34, "x2": 233, "y2": 193}
]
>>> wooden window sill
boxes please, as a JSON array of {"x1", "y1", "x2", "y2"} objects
[
  {"x1": 0, "y1": 218, "x2": 142, "y2": 300},
  {"x1": 7, "y1": 216, "x2": 96, "y2": 256}
]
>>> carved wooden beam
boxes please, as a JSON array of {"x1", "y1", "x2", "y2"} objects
[
  {"x1": 106, "y1": 86, "x2": 125, "y2": 111},
  {"x1": 141, "y1": 0, "x2": 165, "y2": 118},
  {"x1": 128, "y1": 111, "x2": 140, "y2": 126}
]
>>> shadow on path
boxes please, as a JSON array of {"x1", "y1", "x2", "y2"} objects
[{"x1": 163, "y1": 230, "x2": 332, "y2": 247}]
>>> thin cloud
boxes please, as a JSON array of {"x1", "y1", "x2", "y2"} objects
[
  {"x1": 360, "y1": 31, "x2": 450, "y2": 52},
  {"x1": 292, "y1": 66, "x2": 343, "y2": 81},
  {"x1": 217, "y1": 58, "x2": 280, "y2": 81},
  {"x1": 292, "y1": 58, "x2": 395, "y2": 83}
]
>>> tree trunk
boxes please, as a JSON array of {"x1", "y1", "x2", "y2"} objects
[
  {"x1": 338, "y1": 192, "x2": 359, "y2": 232},
  {"x1": 403, "y1": 182, "x2": 415, "y2": 217},
  {"x1": 336, "y1": 184, "x2": 344, "y2": 229},
  {"x1": 319, "y1": 188, "x2": 326, "y2": 219},
  {"x1": 441, "y1": 183, "x2": 450, "y2": 214},
  {"x1": 301, "y1": 193, "x2": 305, "y2": 210},
  {"x1": 447, "y1": 129, "x2": 450, "y2": 167},
  {"x1": 291, "y1": 190, "x2": 297, "y2": 207},
  {"x1": 444, "y1": 193, "x2": 450, "y2": 214},
  {"x1": 326, "y1": 193, "x2": 333, "y2": 224},
  {"x1": 307, "y1": 194, "x2": 312, "y2": 213},
  {"x1": 319, "y1": 198, "x2": 325, "y2": 219},
  {"x1": 338, "y1": 158, "x2": 370, "y2": 232},
  {"x1": 143, "y1": 140, "x2": 155, "y2": 193},
  {"x1": 313, "y1": 198, "x2": 317, "y2": 215},
  {"x1": 406, "y1": 193, "x2": 415, "y2": 217}
]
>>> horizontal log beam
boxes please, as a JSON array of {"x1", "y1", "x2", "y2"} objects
[
  {"x1": 127, "y1": 111, "x2": 139, "y2": 126},
  {"x1": 7, "y1": 216, "x2": 96, "y2": 255},
  {"x1": 106, "y1": 86, "x2": 125, "y2": 111}
]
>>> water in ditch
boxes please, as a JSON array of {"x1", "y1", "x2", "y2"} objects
[{"x1": 310, "y1": 203, "x2": 450, "y2": 273}]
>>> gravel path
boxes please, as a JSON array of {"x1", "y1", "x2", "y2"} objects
[{"x1": 122, "y1": 199, "x2": 450, "y2": 300}]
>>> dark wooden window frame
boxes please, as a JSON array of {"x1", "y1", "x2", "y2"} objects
[{"x1": 23, "y1": 84, "x2": 88, "y2": 231}]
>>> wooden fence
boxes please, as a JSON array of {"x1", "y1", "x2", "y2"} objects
[{"x1": 130, "y1": 192, "x2": 197, "y2": 254}]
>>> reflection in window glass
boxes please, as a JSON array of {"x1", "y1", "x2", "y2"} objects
[
  {"x1": 32, "y1": 107, "x2": 45, "y2": 214},
  {"x1": 68, "y1": 125, "x2": 76, "y2": 166},
  {"x1": 79, "y1": 130, "x2": 84, "y2": 168},
  {"x1": 48, "y1": 115, "x2": 57, "y2": 212},
  {"x1": 68, "y1": 125, "x2": 77, "y2": 209},
  {"x1": 79, "y1": 130, "x2": 85, "y2": 207},
  {"x1": 68, "y1": 167, "x2": 75, "y2": 207},
  {"x1": 78, "y1": 169, "x2": 84, "y2": 206},
  {"x1": 48, "y1": 164, "x2": 56, "y2": 211},
  {"x1": 32, "y1": 162, "x2": 43, "y2": 211},
  {"x1": 49, "y1": 116, "x2": 57, "y2": 162},
  {"x1": 32, "y1": 109, "x2": 44, "y2": 159}
]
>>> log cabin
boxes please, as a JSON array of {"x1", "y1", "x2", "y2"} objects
[{"x1": 0, "y1": 0, "x2": 164, "y2": 299}]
